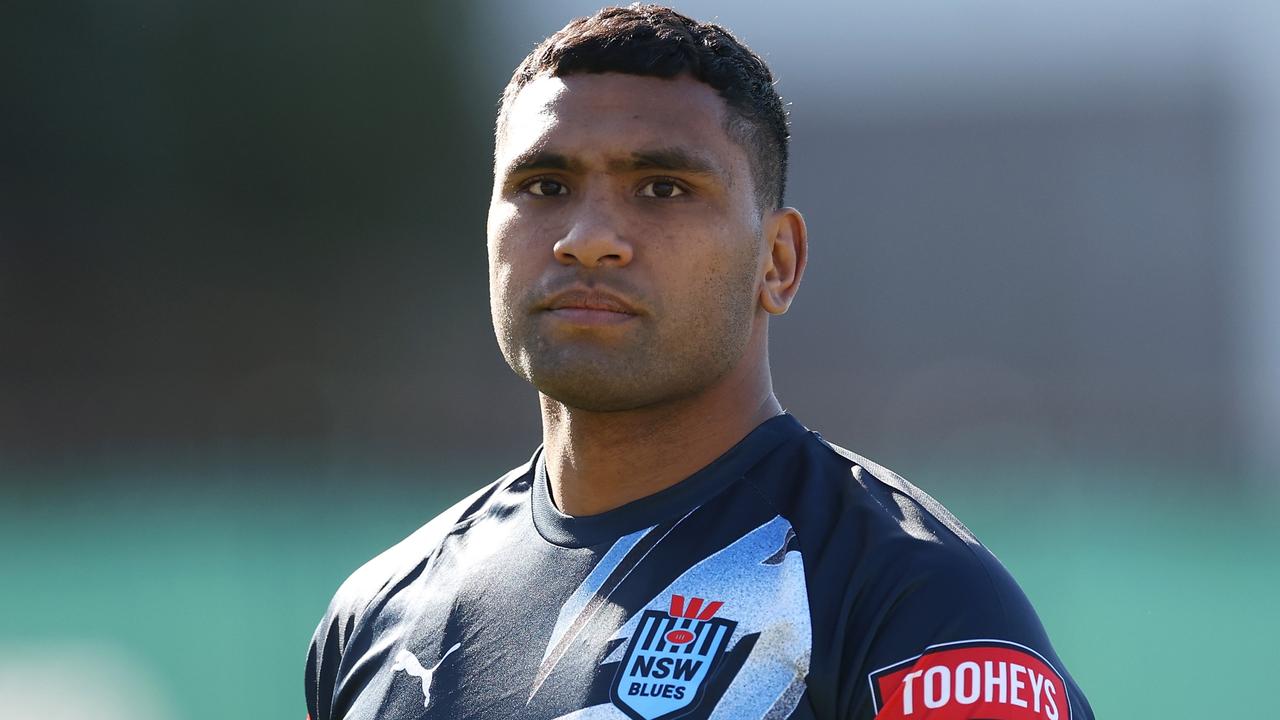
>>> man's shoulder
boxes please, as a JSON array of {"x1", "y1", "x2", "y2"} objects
[
  {"x1": 791, "y1": 434, "x2": 1051, "y2": 632},
  {"x1": 762, "y1": 431, "x2": 981, "y2": 551},
  {"x1": 759, "y1": 430, "x2": 1015, "y2": 600},
  {"x1": 819, "y1": 438, "x2": 980, "y2": 546},
  {"x1": 321, "y1": 457, "x2": 535, "y2": 624}
]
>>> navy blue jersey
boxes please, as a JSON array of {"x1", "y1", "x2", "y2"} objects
[{"x1": 306, "y1": 414, "x2": 1092, "y2": 720}]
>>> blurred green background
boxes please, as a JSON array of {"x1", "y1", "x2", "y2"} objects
[{"x1": 4, "y1": 1, "x2": 1278, "y2": 718}]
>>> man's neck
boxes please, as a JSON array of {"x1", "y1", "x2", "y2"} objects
[{"x1": 539, "y1": 354, "x2": 782, "y2": 517}]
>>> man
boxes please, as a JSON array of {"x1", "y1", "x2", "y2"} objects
[{"x1": 306, "y1": 5, "x2": 1093, "y2": 719}]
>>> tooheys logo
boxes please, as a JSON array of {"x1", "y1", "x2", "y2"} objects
[
  {"x1": 869, "y1": 640, "x2": 1071, "y2": 720},
  {"x1": 610, "y1": 595, "x2": 738, "y2": 720}
]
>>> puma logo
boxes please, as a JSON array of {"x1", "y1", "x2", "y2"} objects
[{"x1": 392, "y1": 643, "x2": 461, "y2": 708}]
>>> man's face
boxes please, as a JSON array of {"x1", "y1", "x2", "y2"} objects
[{"x1": 488, "y1": 73, "x2": 768, "y2": 412}]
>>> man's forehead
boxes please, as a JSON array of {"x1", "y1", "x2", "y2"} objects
[{"x1": 495, "y1": 73, "x2": 738, "y2": 172}]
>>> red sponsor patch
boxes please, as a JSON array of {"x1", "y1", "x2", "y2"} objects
[{"x1": 870, "y1": 640, "x2": 1070, "y2": 720}]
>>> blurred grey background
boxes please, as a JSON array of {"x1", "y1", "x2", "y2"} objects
[{"x1": 2, "y1": 1, "x2": 1277, "y2": 718}]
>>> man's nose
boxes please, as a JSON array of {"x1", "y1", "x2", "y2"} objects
[{"x1": 553, "y1": 203, "x2": 634, "y2": 268}]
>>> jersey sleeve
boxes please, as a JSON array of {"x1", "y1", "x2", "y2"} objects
[
  {"x1": 305, "y1": 575, "x2": 356, "y2": 720},
  {"x1": 303, "y1": 476, "x2": 514, "y2": 720},
  {"x1": 305, "y1": 531, "x2": 417, "y2": 720},
  {"x1": 807, "y1": 452, "x2": 1094, "y2": 720},
  {"x1": 841, "y1": 539, "x2": 1094, "y2": 720}
]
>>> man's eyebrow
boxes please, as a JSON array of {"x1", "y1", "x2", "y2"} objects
[
  {"x1": 502, "y1": 149, "x2": 577, "y2": 177},
  {"x1": 499, "y1": 147, "x2": 725, "y2": 181},
  {"x1": 610, "y1": 148, "x2": 723, "y2": 178}
]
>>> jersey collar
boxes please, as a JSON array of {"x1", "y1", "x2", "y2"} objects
[{"x1": 530, "y1": 413, "x2": 807, "y2": 548}]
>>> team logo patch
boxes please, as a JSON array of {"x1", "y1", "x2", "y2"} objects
[
  {"x1": 869, "y1": 640, "x2": 1070, "y2": 720},
  {"x1": 610, "y1": 594, "x2": 737, "y2": 720}
]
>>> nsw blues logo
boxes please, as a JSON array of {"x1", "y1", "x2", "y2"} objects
[{"x1": 610, "y1": 595, "x2": 737, "y2": 720}]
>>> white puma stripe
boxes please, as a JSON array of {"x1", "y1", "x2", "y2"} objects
[{"x1": 392, "y1": 643, "x2": 461, "y2": 708}]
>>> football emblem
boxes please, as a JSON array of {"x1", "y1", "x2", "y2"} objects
[{"x1": 611, "y1": 595, "x2": 738, "y2": 720}]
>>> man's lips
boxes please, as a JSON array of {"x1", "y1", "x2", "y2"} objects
[{"x1": 540, "y1": 287, "x2": 641, "y2": 324}]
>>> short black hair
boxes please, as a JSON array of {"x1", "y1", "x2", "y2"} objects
[{"x1": 498, "y1": 3, "x2": 790, "y2": 210}]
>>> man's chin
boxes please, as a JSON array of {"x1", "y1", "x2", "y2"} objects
[{"x1": 532, "y1": 375, "x2": 656, "y2": 414}]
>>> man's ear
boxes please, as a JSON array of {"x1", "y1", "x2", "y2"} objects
[{"x1": 759, "y1": 207, "x2": 808, "y2": 315}]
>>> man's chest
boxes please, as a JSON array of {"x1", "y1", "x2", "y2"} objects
[{"x1": 332, "y1": 515, "x2": 816, "y2": 720}]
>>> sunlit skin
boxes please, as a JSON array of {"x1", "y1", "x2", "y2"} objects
[{"x1": 488, "y1": 73, "x2": 808, "y2": 516}]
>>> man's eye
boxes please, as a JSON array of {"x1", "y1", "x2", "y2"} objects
[
  {"x1": 526, "y1": 179, "x2": 567, "y2": 196},
  {"x1": 638, "y1": 180, "x2": 685, "y2": 198}
]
